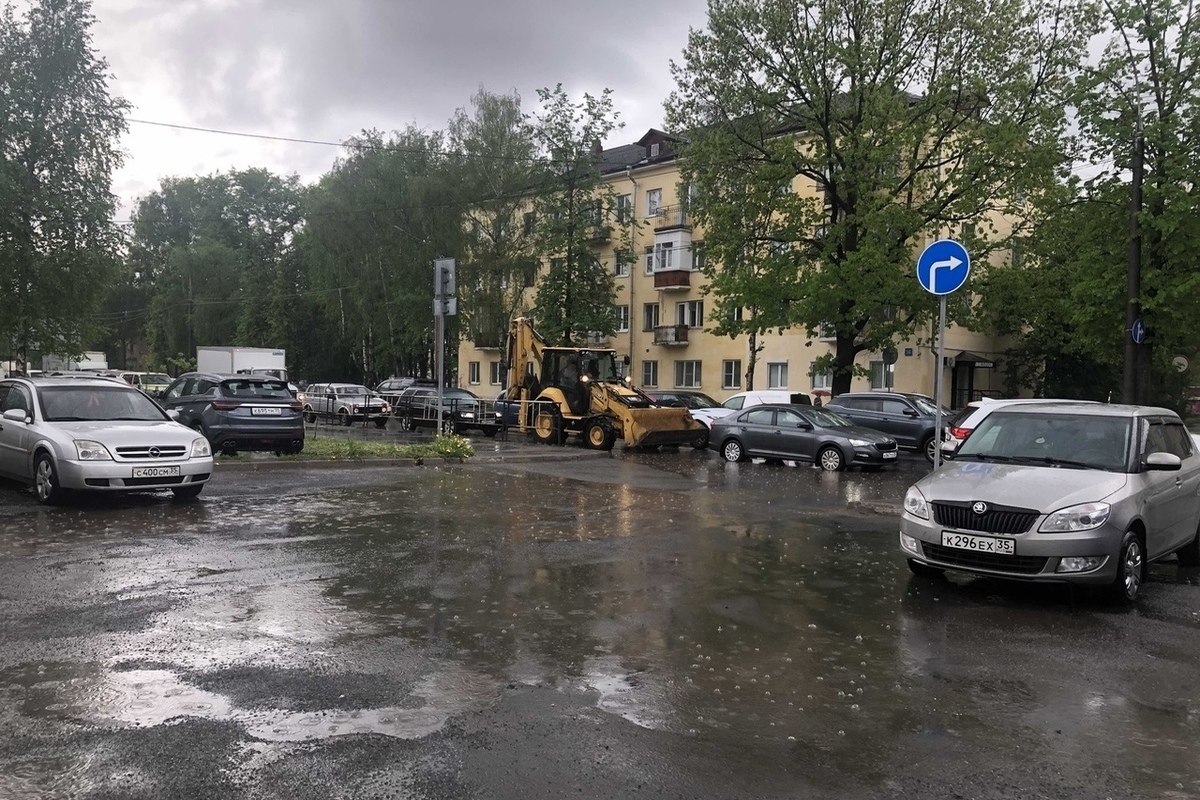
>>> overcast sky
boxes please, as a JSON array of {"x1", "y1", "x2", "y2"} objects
[{"x1": 83, "y1": 0, "x2": 711, "y2": 219}]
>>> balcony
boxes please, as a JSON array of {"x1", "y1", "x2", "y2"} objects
[
  {"x1": 651, "y1": 205, "x2": 690, "y2": 232},
  {"x1": 653, "y1": 325, "x2": 690, "y2": 346},
  {"x1": 653, "y1": 269, "x2": 691, "y2": 291},
  {"x1": 586, "y1": 224, "x2": 612, "y2": 245}
]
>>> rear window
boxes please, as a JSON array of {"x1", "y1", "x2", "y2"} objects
[
  {"x1": 947, "y1": 407, "x2": 976, "y2": 429},
  {"x1": 788, "y1": 393, "x2": 812, "y2": 406},
  {"x1": 221, "y1": 379, "x2": 291, "y2": 399}
]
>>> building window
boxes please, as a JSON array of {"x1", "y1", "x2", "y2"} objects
[
  {"x1": 468, "y1": 361, "x2": 480, "y2": 385},
  {"x1": 722, "y1": 360, "x2": 742, "y2": 389},
  {"x1": 767, "y1": 362, "x2": 788, "y2": 389},
  {"x1": 643, "y1": 303, "x2": 660, "y2": 331},
  {"x1": 675, "y1": 360, "x2": 702, "y2": 388},
  {"x1": 616, "y1": 304, "x2": 629, "y2": 332},
  {"x1": 489, "y1": 361, "x2": 502, "y2": 385},
  {"x1": 616, "y1": 194, "x2": 632, "y2": 223},
  {"x1": 646, "y1": 188, "x2": 662, "y2": 217},
  {"x1": 810, "y1": 361, "x2": 833, "y2": 390},
  {"x1": 644, "y1": 245, "x2": 654, "y2": 275},
  {"x1": 676, "y1": 300, "x2": 704, "y2": 328},
  {"x1": 869, "y1": 360, "x2": 894, "y2": 390},
  {"x1": 523, "y1": 212, "x2": 536, "y2": 235},
  {"x1": 642, "y1": 360, "x2": 659, "y2": 387},
  {"x1": 691, "y1": 241, "x2": 706, "y2": 271},
  {"x1": 817, "y1": 322, "x2": 837, "y2": 342},
  {"x1": 654, "y1": 241, "x2": 674, "y2": 271},
  {"x1": 614, "y1": 251, "x2": 630, "y2": 277}
]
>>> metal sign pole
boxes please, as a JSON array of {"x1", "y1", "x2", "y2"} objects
[
  {"x1": 435, "y1": 307, "x2": 444, "y2": 433},
  {"x1": 934, "y1": 296, "x2": 946, "y2": 471}
]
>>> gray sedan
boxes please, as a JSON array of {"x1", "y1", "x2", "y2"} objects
[
  {"x1": 708, "y1": 404, "x2": 898, "y2": 470},
  {"x1": 900, "y1": 402, "x2": 1200, "y2": 602},
  {"x1": 0, "y1": 377, "x2": 213, "y2": 504}
]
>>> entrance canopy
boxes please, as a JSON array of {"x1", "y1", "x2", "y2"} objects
[{"x1": 952, "y1": 351, "x2": 995, "y2": 369}]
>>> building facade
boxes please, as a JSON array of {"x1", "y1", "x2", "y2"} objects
[{"x1": 458, "y1": 129, "x2": 1011, "y2": 408}]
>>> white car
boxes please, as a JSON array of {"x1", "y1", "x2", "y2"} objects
[
  {"x1": 644, "y1": 390, "x2": 734, "y2": 428},
  {"x1": 0, "y1": 376, "x2": 213, "y2": 504},
  {"x1": 721, "y1": 390, "x2": 814, "y2": 411},
  {"x1": 942, "y1": 397, "x2": 1099, "y2": 455}
]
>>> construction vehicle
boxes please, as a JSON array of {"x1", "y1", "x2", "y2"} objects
[{"x1": 500, "y1": 317, "x2": 708, "y2": 451}]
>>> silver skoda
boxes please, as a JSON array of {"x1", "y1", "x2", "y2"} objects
[{"x1": 899, "y1": 403, "x2": 1200, "y2": 602}]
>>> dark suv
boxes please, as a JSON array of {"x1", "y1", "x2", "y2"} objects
[
  {"x1": 160, "y1": 372, "x2": 305, "y2": 455},
  {"x1": 824, "y1": 392, "x2": 946, "y2": 463},
  {"x1": 393, "y1": 386, "x2": 499, "y2": 436},
  {"x1": 374, "y1": 377, "x2": 436, "y2": 408}
]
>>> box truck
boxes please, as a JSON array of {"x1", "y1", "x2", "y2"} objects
[
  {"x1": 196, "y1": 347, "x2": 288, "y2": 382},
  {"x1": 43, "y1": 351, "x2": 109, "y2": 372}
]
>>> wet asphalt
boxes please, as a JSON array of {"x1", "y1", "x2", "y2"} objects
[{"x1": 1, "y1": 423, "x2": 1199, "y2": 799}]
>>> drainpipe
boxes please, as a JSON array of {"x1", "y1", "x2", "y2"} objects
[{"x1": 626, "y1": 165, "x2": 638, "y2": 367}]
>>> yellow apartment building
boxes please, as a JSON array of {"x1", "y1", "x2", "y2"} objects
[{"x1": 457, "y1": 129, "x2": 1011, "y2": 408}]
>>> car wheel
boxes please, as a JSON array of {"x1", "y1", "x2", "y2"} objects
[
  {"x1": 398, "y1": 415, "x2": 413, "y2": 432},
  {"x1": 1178, "y1": 521, "x2": 1200, "y2": 567},
  {"x1": 533, "y1": 408, "x2": 563, "y2": 445},
  {"x1": 191, "y1": 421, "x2": 210, "y2": 446},
  {"x1": 303, "y1": 405, "x2": 316, "y2": 424},
  {"x1": 584, "y1": 418, "x2": 616, "y2": 451},
  {"x1": 482, "y1": 428, "x2": 497, "y2": 438},
  {"x1": 721, "y1": 438, "x2": 746, "y2": 463},
  {"x1": 690, "y1": 428, "x2": 710, "y2": 450},
  {"x1": 907, "y1": 558, "x2": 945, "y2": 578},
  {"x1": 1109, "y1": 530, "x2": 1145, "y2": 603},
  {"x1": 34, "y1": 452, "x2": 65, "y2": 506},
  {"x1": 172, "y1": 484, "x2": 204, "y2": 499},
  {"x1": 439, "y1": 417, "x2": 457, "y2": 436},
  {"x1": 374, "y1": 417, "x2": 388, "y2": 429},
  {"x1": 922, "y1": 435, "x2": 937, "y2": 464},
  {"x1": 818, "y1": 446, "x2": 845, "y2": 472},
  {"x1": 339, "y1": 409, "x2": 352, "y2": 427}
]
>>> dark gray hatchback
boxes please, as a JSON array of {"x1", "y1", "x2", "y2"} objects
[{"x1": 160, "y1": 372, "x2": 305, "y2": 455}]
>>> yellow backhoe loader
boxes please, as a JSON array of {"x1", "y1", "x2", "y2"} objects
[{"x1": 500, "y1": 317, "x2": 708, "y2": 451}]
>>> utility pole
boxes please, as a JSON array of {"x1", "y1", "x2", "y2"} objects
[{"x1": 1122, "y1": 126, "x2": 1144, "y2": 405}]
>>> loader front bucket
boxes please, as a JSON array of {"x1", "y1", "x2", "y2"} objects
[{"x1": 622, "y1": 407, "x2": 708, "y2": 448}]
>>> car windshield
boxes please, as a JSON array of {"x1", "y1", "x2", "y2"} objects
[
  {"x1": 339, "y1": 385, "x2": 371, "y2": 395},
  {"x1": 804, "y1": 408, "x2": 854, "y2": 428},
  {"x1": 221, "y1": 379, "x2": 292, "y2": 399},
  {"x1": 146, "y1": 373, "x2": 171, "y2": 384},
  {"x1": 39, "y1": 386, "x2": 167, "y2": 422},
  {"x1": 957, "y1": 411, "x2": 1132, "y2": 471},
  {"x1": 445, "y1": 389, "x2": 478, "y2": 401},
  {"x1": 661, "y1": 392, "x2": 720, "y2": 410},
  {"x1": 909, "y1": 396, "x2": 949, "y2": 416}
]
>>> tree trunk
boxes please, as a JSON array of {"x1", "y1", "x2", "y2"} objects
[{"x1": 831, "y1": 334, "x2": 860, "y2": 396}]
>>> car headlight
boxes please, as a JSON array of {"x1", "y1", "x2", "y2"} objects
[
  {"x1": 903, "y1": 486, "x2": 929, "y2": 519},
  {"x1": 381, "y1": 403, "x2": 390, "y2": 413},
  {"x1": 75, "y1": 440, "x2": 113, "y2": 461},
  {"x1": 848, "y1": 438, "x2": 872, "y2": 447},
  {"x1": 1039, "y1": 502, "x2": 1111, "y2": 533},
  {"x1": 353, "y1": 405, "x2": 360, "y2": 412},
  {"x1": 190, "y1": 437, "x2": 211, "y2": 458}
]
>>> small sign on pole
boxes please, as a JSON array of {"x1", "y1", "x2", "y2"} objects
[{"x1": 916, "y1": 240, "x2": 971, "y2": 470}]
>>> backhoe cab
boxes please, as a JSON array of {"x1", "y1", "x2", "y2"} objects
[{"x1": 501, "y1": 317, "x2": 708, "y2": 451}]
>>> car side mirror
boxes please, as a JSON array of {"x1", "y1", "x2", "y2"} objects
[
  {"x1": 167, "y1": 409, "x2": 181, "y2": 421},
  {"x1": 797, "y1": 421, "x2": 813, "y2": 430},
  {"x1": 1145, "y1": 452, "x2": 1182, "y2": 471},
  {"x1": 2, "y1": 408, "x2": 29, "y2": 423},
  {"x1": 904, "y1": 409, "x2": 920, "y2": 417}
]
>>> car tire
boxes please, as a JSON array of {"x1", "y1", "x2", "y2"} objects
[
  {"x1": 818, "y1": 446, "x2": 845, "y2": 472},
  {"x1": 191, "y1": 422, "x2": 211, "y2": 446},
  {"x1": 1109, "y1": 530, "x2": 1145, "y2": 603},
  {"x1": 303, "y1": 405, "x2": 316, "y2": 424},
  {"x1": 339, "y1": 409, "x2": 352, "y2": 427},
  {"x1": 921, "y1": 435, "x2": 937, "y2": 464},
  {"x1": 34, "y1": 452, "x2": 65, "y2": 506},
  {"x1": 584, "y1": 418, "x2": 616, "y2": 451},
  {"x1": 907, "y1": 558, "x2": 945, "y2": 578},
  {"x1": 721, "y1": 438, "x2": 746, "y2": 463},
  {"x1": 439, "y1": 418, "x2": 457, "y2": 436},
  {"x1": 398, "y1": 415, "x2": 413, "y2": 432},
  {"x1": 690, "y1": 427, "x2": 710, "y2": 450},
  {"x1": 533, "y1": 408, "x2": 563, "y2": 445},
  {"x1": 1177, "y1": 521, "x2": 1200, "y2": 567},
  {"x1": 374, "y1": 418, "x2": 388, "y2": 429},
  {"x1": 172, "y1": 484, "x2": 204, "y2": 499}
]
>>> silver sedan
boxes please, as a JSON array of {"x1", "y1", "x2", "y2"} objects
[{"x1": 0, "y1": 377, "x2": 213, "y2": 504}]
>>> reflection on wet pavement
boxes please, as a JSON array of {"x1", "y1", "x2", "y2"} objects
[{"x1": 0, "y1": 463, "x2": 1198, "y2": 797}]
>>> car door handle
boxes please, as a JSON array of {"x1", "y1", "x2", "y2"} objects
[{"x1": 1176, "y1": 477, "x2": 1184, "y2": 488}]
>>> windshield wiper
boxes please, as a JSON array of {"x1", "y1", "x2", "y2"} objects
[
  {"x1": 960, "y1": 453, "x2": 1016, "y2": 462},
  {"x1": 1008, "y1": 455, "x2": 1093, "y2": 469}
]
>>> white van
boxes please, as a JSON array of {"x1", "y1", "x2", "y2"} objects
[{"x1": 721, "y1": 390, "x2": 813, "y2": 412}]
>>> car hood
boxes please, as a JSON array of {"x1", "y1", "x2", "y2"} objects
[
  {"x1": 690, "y1": 408, "x2": 735, "y2": 424},
  {"x1": 47, "y1": 420, "x2": 199, "y2": 445},
  {"x1": 916, "y1": 461, "x2": 1131, "y2": 510},
  {"x1": 826, "y1": 424, "x2": 894, "y2": 444}
]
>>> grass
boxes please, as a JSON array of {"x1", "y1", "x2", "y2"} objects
[{"x1": 216, "y1": 434, "x2": 475, "y2": 463}]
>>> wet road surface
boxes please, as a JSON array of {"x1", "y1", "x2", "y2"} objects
[{"x1": 1, "y1": 442, "x2": 1199, "y2": 799}]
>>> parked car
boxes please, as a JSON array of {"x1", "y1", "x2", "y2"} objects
[
  {"x1": 393, "y1": 386, "x2": 499, "y2": 436},
  {"x1": 0, "y1": 376, "x2": 213, "y2": 504},
  {"x1": 299, "y1": 383, "x2": 390, "y2": 427},
  {"x1": 941, "y1": 397, "x2": 1098, "y2": 455},
  {"x1": 709, "y1": 403, "x2": 898, "y2": 470},
  {"x1": 721, "y1": 390, "x2": 814, "y2": 411},
  {"x1": 645, "y1": 390, "x2": 734, "y2": 429},
  {"x1": 159, "y1": 372, "x2": 304, "y2": 456},
  {"x1": 824, "y1": 392, "x2": 948, "y2": 463},
  {"x1": 119, "y1": 371, "x2": 173, "y2": 396},
  {"x1": 900, "y1": 402, "x2": 1200, "y2": 602},
  {"x1": 374, "y1": 377, "x2": 436, "y2": 408}
]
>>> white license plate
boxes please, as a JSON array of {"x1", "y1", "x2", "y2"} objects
[
  {"x1": 132, "y1": 466, "x2": 180, "y2": 479},
  {"x1": 883, "y1": 451, "x2": 897, "y2": 459},
  {"x1": 941, "y1": 531, "x2": 1014, "y2": 555},
  {"x1": 251, "y1": 406, "x2": 282, "y2": 415}
]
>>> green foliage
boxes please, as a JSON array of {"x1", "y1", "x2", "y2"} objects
[
  {"x1": 0, "y1": 0, "x2": 129, "y2": 370},
  {"x1": 529, "y1": 85, "x2": 622, "y2": 345},
  {"x1": 668, "y1": 0, "x2": 1092, "y2": 393}
]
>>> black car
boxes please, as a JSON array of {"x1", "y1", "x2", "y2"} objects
[
  {"x1": 392, "y1": 386, "x2": 499, "y2": 436},
  {"x1": 823, "y1": 392, "x2": 947, "y2": 463},
  {"x1": 160, "y1": 372, "x2": 305, "y2": 455},
  {"x1": 374, "y1": 377, "x2": 436, "y2": 408},
  {"x1": 708, "y1": 404, "x2": 898, "y2": 471}
]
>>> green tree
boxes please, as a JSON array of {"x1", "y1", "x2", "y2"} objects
[
  {"x1": 667, "y1": 0, "x2": 1093, "y2": 394},
  {"x1": 529, "y1": 84, "x2": 622, "y2": 345},
  {"x1": 0, "y1": 0, "x2": 129, "y2": 372}
]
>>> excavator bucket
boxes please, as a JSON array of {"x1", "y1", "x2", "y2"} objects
[{"x1": 622, "y1": 407, "x2": 708, "y2": 448}]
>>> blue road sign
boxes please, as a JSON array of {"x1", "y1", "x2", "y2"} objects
[
  {"x1": 916, "y1": 239, "x2": 971, "y2": 295},
  {"x1": 1131, "y1": 317, "x2": 1146, "y2": 345}
]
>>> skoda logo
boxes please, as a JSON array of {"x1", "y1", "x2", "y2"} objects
[
  {"x1": 972, "y1": 501, "x2": 988, "y2": 515},
  {"x1": 149, "y1": 447, "x2": 161, "y2": 458}
]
